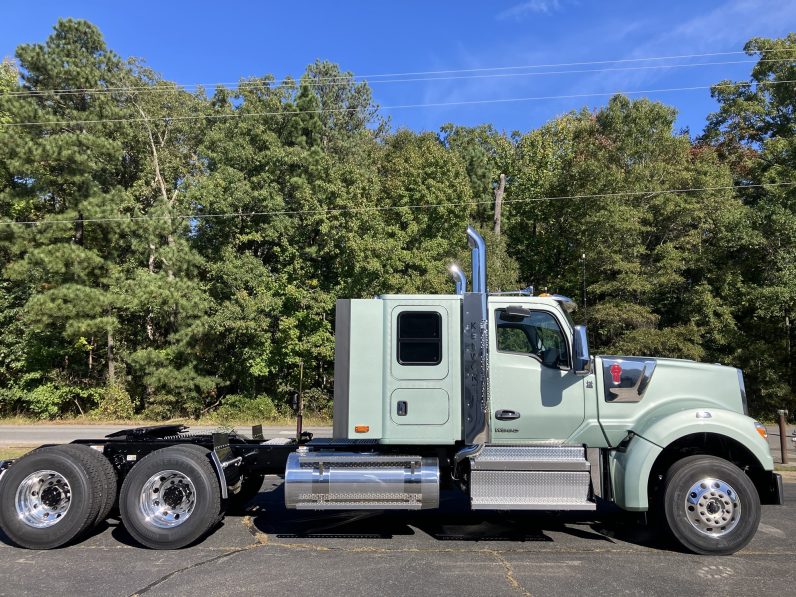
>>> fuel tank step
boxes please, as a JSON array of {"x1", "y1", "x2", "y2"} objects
[
  {"x1": 469, "y1": 445, "x2": 595, "y2": 510},
  {"x1": 284, "y1": 450, "x2": 440, "y2": 510}
]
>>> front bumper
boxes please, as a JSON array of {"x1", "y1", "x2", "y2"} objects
[{"x1": 763, "y1": 472, "x2": 785, "y2": 505}]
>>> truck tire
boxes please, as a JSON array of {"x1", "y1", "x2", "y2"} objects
[
  {"x1": 61, "y1": 444, "x2": 117, "y2": 525},
  {"x1": 0, "y1": 446, "x2": 100, "y2": 549},
  {"x1": 663, "y1": 455, "x2": 761, "y2": 555},
  {"x1": 169, "y1": 444, "x2": 226, "y2": 524},
  {"x1": 119, "y1": 445, "x2": 222, "y2": 549}
]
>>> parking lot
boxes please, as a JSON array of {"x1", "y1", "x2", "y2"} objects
[{"x1": 0, "y1": 475, "x2": 793, "y2": 597}]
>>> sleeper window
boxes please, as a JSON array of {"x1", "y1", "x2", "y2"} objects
[{"x1": 397, "y1": 312, "x2": 442, "y2": 365}]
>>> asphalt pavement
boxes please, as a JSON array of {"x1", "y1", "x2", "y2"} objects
[{"x1": 0, "y1": 477, "x2": 793, "y2": 596}]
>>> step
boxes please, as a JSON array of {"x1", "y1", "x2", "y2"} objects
[
  {"x1": 469, "y1": 445, "x2": 595, "y2": 510},
  {"x1": 470, "y1": 445, "x2": 590, "y2": 471},
  {"x1": 470, "y1": 470, "x2": 595, "y2": 510}
]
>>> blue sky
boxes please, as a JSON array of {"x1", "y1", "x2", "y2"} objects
[{"x1": 1, "y1": 1, "x2": 794, "y2": 136}]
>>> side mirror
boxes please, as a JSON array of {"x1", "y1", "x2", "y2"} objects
[{"x1": 573, "y1": 325, "x2": 591, "y2": 375}]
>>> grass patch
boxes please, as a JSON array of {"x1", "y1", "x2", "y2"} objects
[
  {"x1": 0, "y1": 414, "x2": 332, "y2": 427},
  {"x1": 0, "y1": 447, "x2": 30, "y2": 460}
]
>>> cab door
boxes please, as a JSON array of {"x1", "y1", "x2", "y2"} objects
[{"x1": 489, "y1": 305, "x2": 585, "y2": 441}]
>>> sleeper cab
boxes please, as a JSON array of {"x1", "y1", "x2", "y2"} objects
[{"x1": 332, "y1": 296, "x2": 462, "y2": 444}]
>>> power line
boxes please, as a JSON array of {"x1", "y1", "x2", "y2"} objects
[
  {"x1": 3, "y1": 79, "x2": 793, "y2": 128},
  {"x1": 2, "y1": 181, "x2": 792, "y2": 227},
  {"x1": 3, "y1": 57, "x2": 792, "y2": 97},
  {"x1": 4, "y1": 47, "x2": 796, "y2": 97}
]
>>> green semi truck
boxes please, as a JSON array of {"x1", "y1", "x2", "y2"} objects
[{"x1": 0, "y1": 226, "x2": 783, "y2": 554}]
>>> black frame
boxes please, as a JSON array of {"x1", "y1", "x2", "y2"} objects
[{"x1": 397, "y1": 311, "x2": 443, "y2": 366}]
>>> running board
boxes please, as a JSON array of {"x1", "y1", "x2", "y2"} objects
[{"x1": 469, "y1": 445, "x2": 595, "y2": 510}]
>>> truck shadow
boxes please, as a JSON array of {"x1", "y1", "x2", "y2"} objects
[
  {"x1": 0, "y1": 481, "x2": 679, "y2": 552},
  {"x1": 245, "y1": 481, "x2": 681, "y2": 552}
]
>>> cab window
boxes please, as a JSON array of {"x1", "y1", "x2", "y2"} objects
[{"x1": 496, "y1": 309, "x2": 569, "y2": 368}]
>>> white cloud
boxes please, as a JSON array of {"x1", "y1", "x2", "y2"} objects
[{"x1": 496, "y1": 0, "x2": 563, "y2": 21}]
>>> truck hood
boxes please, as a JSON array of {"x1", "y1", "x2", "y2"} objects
[{"x1": 597, "y1": 355, "x2": 746, "y2": 415}]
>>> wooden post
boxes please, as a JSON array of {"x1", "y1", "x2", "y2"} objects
[
  {"x1": 778, "y1": 410, "x2": 789, "y2": 465},
  {"x1": 494, "y1": 173, "x2": 505, "y2": 236},
  {"x1": 296, "y1": 361, "x2": 304, "y2": 442}
]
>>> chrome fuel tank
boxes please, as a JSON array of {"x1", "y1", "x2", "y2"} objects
[{"x1": 284, "y1": 451, "x2": 440, "y2": 510}]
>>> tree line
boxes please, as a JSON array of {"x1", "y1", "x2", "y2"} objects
[{"x1": 0, "y1": 20, "x2": 793, "y2": 420}]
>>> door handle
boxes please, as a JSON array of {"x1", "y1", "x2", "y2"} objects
[
  {"x1": 397, "y1": 401, "x2": 408, "y2": 416},
  {"x1": 495, "y1": 409, "x2": 520, "y2": 420}
]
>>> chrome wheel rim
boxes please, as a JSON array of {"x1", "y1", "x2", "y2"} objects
[
  {"x1": 15, "y1": 470, "x2": 72, "y2": 529},
  {"x1": 684, "y1": 477, "x2": 740, "y2": 537},
  {"x1": 139, "y1": 470, "x2": 196, "y2": 529}
]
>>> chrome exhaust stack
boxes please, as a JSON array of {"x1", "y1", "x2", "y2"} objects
[
  {"x1": 449, "y1": 264, "x2": 467, "y2": 294},
  {"x1": 466, "y1": 226, "x2": 487, "y2": 294},
  {"x1": 462, "y1": 225, "x2": 490, "y2": 445},
  {"x1": 285, "y1": 451, "x2": 440, "y2": 510}
]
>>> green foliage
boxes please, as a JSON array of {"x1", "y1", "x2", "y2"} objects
[
  {"x1": 24, "y1": 383, "x2": 100, "y2": 419},
  {"x1": 0, "y1": 21, "x2": 793, "y2": 420},
  {"x1": 214, "y1": 394, "x2": 278, "y2": 425},
  {"x1": 90, "y1": 384, "x2": 135, "y2": 420}
]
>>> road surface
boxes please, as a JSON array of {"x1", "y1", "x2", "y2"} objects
[{"x1": 0, "y1": 477, "x2": 793, "y2": 596}]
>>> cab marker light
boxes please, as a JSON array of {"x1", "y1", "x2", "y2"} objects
[
  {"x1": 696, "y1": 411, "x2": 712, "y2": 419},
  {"x1": 754, "y1": 422, "x2": 768, "y2": 440},
  {"x1": 354, "y1": 425, "x2": 370, "y2": 433}
]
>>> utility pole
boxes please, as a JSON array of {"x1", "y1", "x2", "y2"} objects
[
  {"x1": 73, "y1": 211, "x2": 84, "y2": 246},
  {"x1": 581, "y1": 253, "x2": 587, "y2": 328},
  {"x1": 786, "y1": 314, "x2": 792, "y2": 387},
  {"x1": 493, "y1": 173, "x2": 505, "y2": 236}
]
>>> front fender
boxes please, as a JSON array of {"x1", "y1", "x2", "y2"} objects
[{"x1": 609, "y1": 408, "x2": 773, "y2": 511}]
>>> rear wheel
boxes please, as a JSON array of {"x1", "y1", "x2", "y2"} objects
[
  {"x1": 119, "y1": 446, "x2": 222, "y2": 549},
  {"x1": 60, "y1": 445, "x2": 117, "y2": 525},
  {"x1": 169, "y1": 444, "x2": 226, "y2": 523},
  {"x1": 663, "y1": 455, "x2": 761, "y2": 555},
  {"x1": 0, "y1": 446, "x2": 99, "y2": 549}
]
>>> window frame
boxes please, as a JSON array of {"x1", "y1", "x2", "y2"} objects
[
  {"x1": 396, "y1": 311, "x2": 443, "y2": 366},
  {"x1": 495, "y1": 308, "x2": 571, "y2": 370}
]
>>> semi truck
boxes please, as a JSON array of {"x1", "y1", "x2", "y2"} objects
[{"x1": 0, "y1": 227, "x2": 783, "y2": 555}]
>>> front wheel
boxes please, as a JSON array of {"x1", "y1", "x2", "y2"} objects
[{"x1": 663, "y1": 455, "x2": 761, "y2": 555}]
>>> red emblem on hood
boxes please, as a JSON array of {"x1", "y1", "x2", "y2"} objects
[{"x1": 609, "y1": 363, "x2": 622, "y2": 384}]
